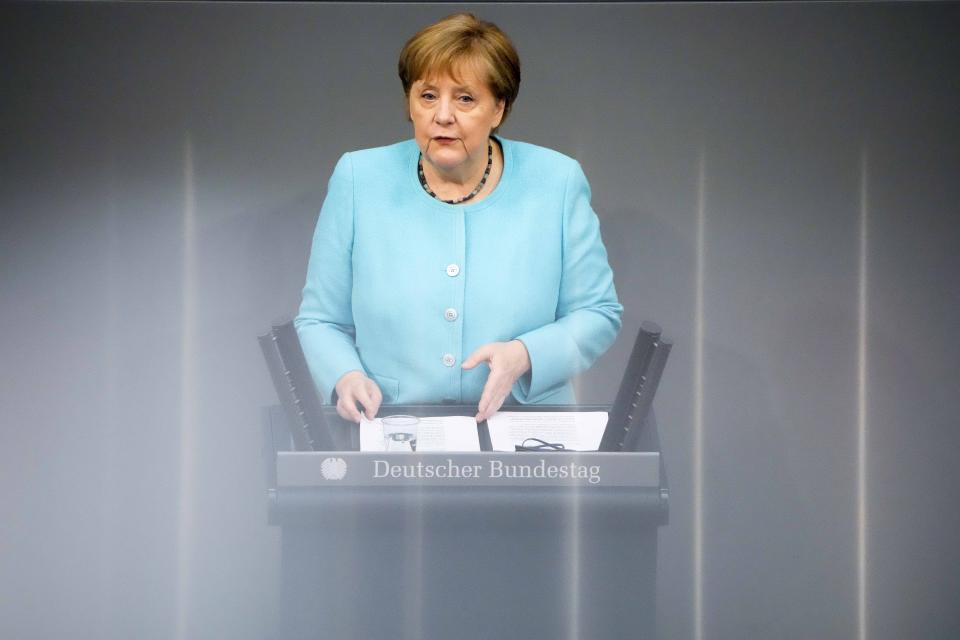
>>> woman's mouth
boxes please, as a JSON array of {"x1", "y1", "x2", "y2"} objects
[{"x1": 433, "y1": 136, "x2": 457, "y2": 144}]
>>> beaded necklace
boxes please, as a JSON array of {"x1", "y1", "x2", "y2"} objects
[{"x1": 418, "y1": 140, "x2": 493, "y2": 205}]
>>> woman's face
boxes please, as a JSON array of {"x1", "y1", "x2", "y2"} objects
[{"x1": 409, "y1": 62, "x2": 505, "y2": 178}]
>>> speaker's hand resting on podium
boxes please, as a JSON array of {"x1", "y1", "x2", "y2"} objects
[
  {"x1": 334, "y1": 370, "x2": 383, "y2": 423},
  {"x1": 462, "y1": 340, "x2": 531, "y2": 423}
]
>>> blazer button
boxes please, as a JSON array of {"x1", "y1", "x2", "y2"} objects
[
  {"x1": 446, "y1": 264, "x2": 460, "y2": 277},
  {"x1": 442, "y1": 354, "x2": 456, "y2": 367},
  {"x1": 444, "y1": 308, "x2": 459, "y2": 322}
]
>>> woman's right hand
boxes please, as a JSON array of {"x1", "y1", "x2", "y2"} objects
[{"x1": 334, "y1": 370, "x2": 383, "y2": 423}]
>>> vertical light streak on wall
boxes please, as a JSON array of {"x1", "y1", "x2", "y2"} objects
[
  {"x1": 405, "y1": 494, "x2": 424, "y2": 640},
  {"x1": 693, "y1": 150, "x2": 706, "y2": 640},
  {"x1": 176, "y1": 134, "x2": 197, "y2": 640},
  {"x1": 569, "y1": 355, "x2": 582, "y2": 638},
  {"x1": 857, "y1": 149, "x2": 870, "y2": 640},
  {"x1": 567, "y1": 481, "x2": 582, "y2": 640},
  {"x1": 98, "y1": 146, "x2": 120, "y2": 639}
]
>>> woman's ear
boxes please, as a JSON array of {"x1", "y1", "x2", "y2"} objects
[{"x1": 492, "y1": 99, "x2": 506, "y2": 129}]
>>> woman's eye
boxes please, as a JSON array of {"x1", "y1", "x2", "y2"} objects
[
  {"x1": 458, "y1": 95, "x2": 475, "y2": 103},
  {"x1": 421, "y1": 92, "x2": 437, "y2": 101}
]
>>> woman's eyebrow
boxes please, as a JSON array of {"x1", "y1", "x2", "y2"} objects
[{"x1": 418, "y1": 81, "x2": 475, "y2": 92}]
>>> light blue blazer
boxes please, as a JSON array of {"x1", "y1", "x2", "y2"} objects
[{"x1": 295, "y1": 136, "x2": 623, "y2": 406}]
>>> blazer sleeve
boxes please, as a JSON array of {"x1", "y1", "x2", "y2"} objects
[
  {"x1": 294, "y1": 153, "x2": 365, "y2": 402},
  {"x1": 513, "y1": 160, "x2": 624, "y2": 402}
]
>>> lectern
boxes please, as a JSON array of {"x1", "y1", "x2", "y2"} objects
[{"x1": 260, "y1": 323, "x2": 671, "y2": 640}]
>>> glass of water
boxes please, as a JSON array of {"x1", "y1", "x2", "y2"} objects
[{"x1": 382, "y1": 415, "x2": 419, "y2": 452}]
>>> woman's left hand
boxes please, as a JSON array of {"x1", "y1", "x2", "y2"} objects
[{"x1": 461, "y1": 340, "x2": 531, "y2": 422}]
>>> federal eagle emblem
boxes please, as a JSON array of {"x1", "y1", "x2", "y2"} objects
[{"x1": 320, "y1": 457, "x2": 347, "y2": 480}]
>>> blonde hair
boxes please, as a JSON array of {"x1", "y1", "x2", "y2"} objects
[{"x1": 398, "y1": 13, "x2": 521, "y2": 129}]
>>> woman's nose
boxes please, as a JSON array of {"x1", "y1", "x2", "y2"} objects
[{"x1": 434, "y1": 98, "x2": 455, "y2": 123}]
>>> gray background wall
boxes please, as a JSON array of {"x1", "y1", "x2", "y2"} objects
[{"x1": 1, "y1": 2, "x2": 958, "y2": 639}]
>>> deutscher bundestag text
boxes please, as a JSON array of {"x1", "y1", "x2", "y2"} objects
[{"x1": 373, "y1": 459, "x2": 601, "y2": 484}]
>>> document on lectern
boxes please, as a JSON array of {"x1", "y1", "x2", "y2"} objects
[
  {"x1": 486, "y1": 411, "x2": 609, "y2": 451},
  {"x1": 359, "y1": 416, "x2": 482, "y2": 452}
]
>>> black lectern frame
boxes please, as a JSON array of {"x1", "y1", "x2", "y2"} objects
[{"x1": 259, "y1": 321, "x2": 671, "y2": 639}]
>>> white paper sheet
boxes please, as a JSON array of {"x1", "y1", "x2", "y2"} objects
[
  {"x1": 359, "y1": 415, "x2": 481, "y2": 452},
  {"x1": 486, "y1": 411, "x2": 609, "y2": 452}
]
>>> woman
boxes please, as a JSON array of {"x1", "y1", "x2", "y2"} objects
[{"x1": 295, "y1": 13, "x2": 622, "y2": 424}]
